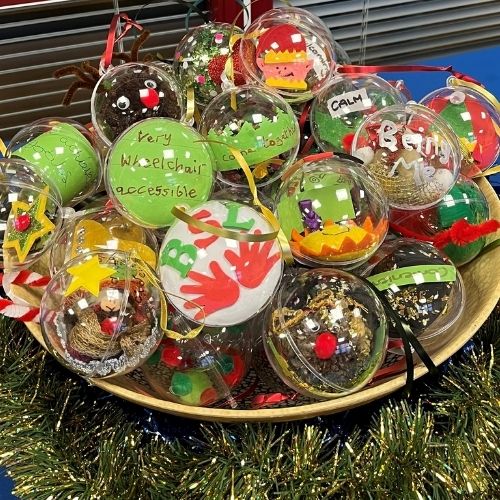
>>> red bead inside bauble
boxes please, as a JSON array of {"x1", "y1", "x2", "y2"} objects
[
  {"x1": 14, "y1": 213, "x2": 31, "y2": 232},
  {"x1": 314, "y1": 332, "x2": 338, "y2": 360}
]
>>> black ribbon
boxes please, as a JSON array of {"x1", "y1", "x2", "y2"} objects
[{"x1": 358, "y1": 275, "x2": 439, "y2": 395}]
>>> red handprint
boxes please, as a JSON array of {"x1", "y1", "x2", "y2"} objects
[
  {"x1": 224, "y1": 230, "x2": 281, "y2": 289},
  {"x1": 180, "y1": 261, "x2": 240, "y2": 320}
]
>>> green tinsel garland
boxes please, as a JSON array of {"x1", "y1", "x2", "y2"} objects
[{"x1": 0, "y1": 312, "x2": 498, "y2": 499}]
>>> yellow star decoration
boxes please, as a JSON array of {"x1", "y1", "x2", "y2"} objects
[
  {"x1": 3, "y1": 186, "x2": 55, "y2": 264},
  {"x1": 64, "y1": 256, "x2": 116, "y2": 297}
]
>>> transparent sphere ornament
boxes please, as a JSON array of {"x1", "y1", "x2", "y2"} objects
[
  {"x1": 105, "y1": 118, "x2": 215, "y2": 228},
  {"x1": 275, "y1": 155, "x2": 389, "y2": 268},
  {"x1": 199, "y1": 85, "x2": 300, "y2": 187},
  {"x1": 419, "y1": 79, "x2": 500, "y2": 175},
  {"x1": 367, "y1": 239, "x2": 464, "y2": 341},
  {"x1": 142, "y1": 310, "x2": 253, "y2": 406},
  {"x1": 239, "y1": 8, "x2": 336, "y2": 103},
  {"x1": 91, "y1": 62, "x2": 183, "y2": 146},
  {"x1": 352, "y1": 103, "x2": 461, "y2": 210},
  {"x1": 159, "y1": 199, "x2": 283, "y2": 327},
  {"x1": 389, "y1": 176, "x2": 490, "y2": 266},
  {"x1": 0, "y1": 159, "x2": 63, "y2": 270},
  {"x1": 49, "y1": 205, "x2": 159, "y2": 276},
  {"x1": 6, "y1": 117, "x2": 101, "y2": 206},
  {"x1": 40, "y1": 250, "x2": 163, "y2": 378},
  {"x1": 263, "y1": 268, "x2": 388, "y2": 399},
  {"x1": 173, "y1": 22, "x2": 245, "y2": 107},
  {"x1": 311, "y1": 73, "x2": 406, "y2": 153}
]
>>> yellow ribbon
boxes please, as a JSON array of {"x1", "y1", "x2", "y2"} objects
[
  {"x1": 0, "y1": 137, "x2": 6, "y2": 157},
  {"x1": 185, "y1": 87, "x2": 196, "y2": 124},
  {"x1": 131, "y1": 254, "x2": 205, "y2": 341},
  {"x1": 448, "y1": 77, "x2": 500, "y2": 112},
  {"x1": 473, "y1": 165, "x2": 500, "y2": 178},
  {"x1": 171, "y1": 144, "x2": 294, "y2": 264}
]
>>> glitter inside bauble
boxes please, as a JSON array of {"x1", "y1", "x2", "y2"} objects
[
  {"x1": 159, "y1": 199, "x2": 283, "y2": 327},
  {"x1": 91, "y1": 62, "x2": 183, "y2": 146},
  {"x1": 367, "y1": 239, "x2": 464, "y2": 340},
  {"x1": 240, "y1": 8, "x2": 336, "y2": 103},
  {"x1": 6, "y1": 118, "x2": 101, "y2": 206},
  {"x1": 352, "y1": 103, "x2": 461, "y2": 210},
  {"x1": 419, "y1": 80, "x2": 500, "y2": 175},
  {"x1": 311, "y1": 73, "x2": 406, "y2": 153},
  {"x1": 173, "y1": 22, "x2": 245, "y2": 107},
  {"x1": 275, "y1": 156, "x2": 388, "y2": 268},
  {"x1": 390, "y1": 176, "x2": 490, "y2": 266},
  {"x1": 40, "y1": 250, "x2": 162, "y2": 378},
  {"x1": 200, "y1": 85, "x2": 300, "y2": 187},
  {"x1": 263, "y1": 268, "x2": 388, "y2": 399}
]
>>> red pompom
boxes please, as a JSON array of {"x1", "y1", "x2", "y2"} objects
[
  {"x1": 161, "y1": 345, "x2": 183, "y2": 368},
  {"x1": 200, "y1": 387, "x2": 218, "y2": 405},
  {"x1": 100, "y1": 317, "x2": 117, "y2": 335},
  {"x1": 342, "y1": 133, "x2": 355, "y2": 153},
  {"x1": 14, "y1": 214, "x2": 31, "y2": 232},
  {"x1": 314, "y1": 332, "x2": 338, "y2": 360},
  {"x1": 207, "y1": 40, "x2": 245, "y2": 87}
]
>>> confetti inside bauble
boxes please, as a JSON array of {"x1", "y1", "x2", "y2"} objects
[
  {"x1": 389, "y1": 176, "x2": 491, "y2": 266},
  {"x1": 275, "y1": 156, "x2": 388, "y2": 268},
  {"x1": 49, "y1": 205, "x2": 158, "y2": 276},
  {"x1": 40, "y1": 250, "x2": 162, "y2": 378},
  {"x1": 7, "y1": 118, "x2": 101, "y2": 206},
  {"x1": 92, "y1": 62, "x2": 183, "y2": 146},
  {"x1": 159, "y1": 200, "x2": 283, "y2": 327},
  {"x1": 419, "y1": 81, "x2": 500, "y2": 175},
  {"x1": 263, "y1": 268, "x2": 388, "y2": 399},
  {"x1": 143, "y1": 312, "x2": 252, "y2": 406},
  {"x1": 173, "y1": 23, "x2": 244, "y2": 107},
  {"x1": 0, "y1": 162, "x2": 62, "y2": 270},
  {"x1": 106, "y1": 118, "x2": 215, "y2": 228},
  {"x1": 240, "y1": 9, "x2": 335, "y2": 102},
  {"x1": 311, "y1": 73, "x2": 406, "y2": 153},
  {"x1": 200, "y1": 85, "x2": 300, "y2": 187},
  {"x1": 367, "y1": 239, "x2": 464, "y2": 340},
  {"x1": 352, "y1": 103, "x2": 461, "y2": 210}
]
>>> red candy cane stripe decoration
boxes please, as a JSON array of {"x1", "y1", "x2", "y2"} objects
[
  {"x1": 0, "y1": 299, "x2": 40, "y2": 323},
  {"x1": 0, "y1": 270, "x2": 50, "y2": 288}
]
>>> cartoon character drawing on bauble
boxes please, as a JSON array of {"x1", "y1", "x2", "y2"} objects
[{"x1": 256, "y1": 25, "x2": 313, "y2": 91}]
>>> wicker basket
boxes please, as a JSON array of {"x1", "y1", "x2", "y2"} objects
[{"x1": 25, "y1": 178, "x2": 499, "y2": 422}]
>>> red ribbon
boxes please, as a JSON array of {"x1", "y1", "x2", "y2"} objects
[
  {"x1": 338, "y1": 64, "x2": 483, "y2": 87},
  {"x1": 251, "y1": 392, "x2": 297, "y2": 409},
  {"x1": 100, "y1": 13, "x2": 143, "y2": 72}
]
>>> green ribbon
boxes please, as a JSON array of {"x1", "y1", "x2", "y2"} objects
[{"x1": 367, "y1": 265, "x2": 457, "y2": 291}]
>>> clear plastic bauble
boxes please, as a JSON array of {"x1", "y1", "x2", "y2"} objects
[
  {"x1": 352, "y1": 104, "x2": 461, "y2": 210},
  {"x1": 263, "y1": 268, "x2": 388, "y2": 399},
  {"x1": 159, "y1": 199, "x2": 283, "y2": 327},
  {"x1": 49, "y1": 205, "x2": 159, "y2": 276},
  {"x1": 173, "y1": 22, "x2": 245, "y2": 107},
  {"x1": 275, "y1": 156, "x2": 389, "y2": 269},
  {"x1": 6, "y1": 118, "x2": 101, "y2": 206},
  {"x1": 91, "y1": 62, "x2": 183, "y2": 146},
  {"x1": 142, "y1": 311, "x2": 253, "y2": 406},
  {"x1": 240, "y1": 9, "x2": 336, "y2": 103},
  {"x1": 199, "y1": 85, "x2": 300, "y2": 187},
  {"x1": 419, "y1": 80, "x2": 500, "y2": 175},
  {"x1": 0, "y1": 159, "x2": 63, "y2": 270},
  {"x1": 311, "y1": 73, "x2": 406, "y2": 153},
  {"x1": 389, "y1": 176, "x2": 490, "y2": 266},
  {"x1": 40, "y1": 250, "x2": 162, "y2": 378},
  {"x1": 367, "y1": 239, "x2": 464, "y2": 340},
  {"x1": 105, "y1": 118, "x2": 215, "y2": 228}
]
